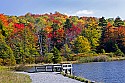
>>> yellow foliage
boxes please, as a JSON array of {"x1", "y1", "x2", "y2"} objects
[{"x1": 73, "y1": 36, "x2": 91, "y2": 53}]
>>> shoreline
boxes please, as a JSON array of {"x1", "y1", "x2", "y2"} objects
[
  {"x1": 17, "y1": 72, "x2": 83, "y2": 83},
  {"x1": 61, "y1": 72, "x2": 96, "y2": 83},
  {"x1": 21, "y1": 56, "x2": 125, "y2": 67},
  {"x1": 14, "y1": 59, "x2": 125, "y2": 83},
  {"x1": 66, "y1": 56, "x2": 125, "y2": 64}
]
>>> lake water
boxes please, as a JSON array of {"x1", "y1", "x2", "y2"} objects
[{"x1": 73, "y1": 60, "x2": 125, "y2": 83}]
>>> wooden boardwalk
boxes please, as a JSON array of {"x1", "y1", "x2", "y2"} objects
[{"x1": 34, "y1": 64, "x2": 72, "y2": 74}]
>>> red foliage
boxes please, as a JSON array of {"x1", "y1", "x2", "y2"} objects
[
  {"x1": 47, "y1": 33, "x2": 52, "y2": 38},
  {"x1": 57, "y1": 28, "x2": 64, "y2": 37},
  {"x1": 14, "y1": 23, "x2": 24, "y2": 29},
  {"x1": 57, "y1": 40, "x2": 61, "y2": 43},
  {"x1": 53, "y1": 20, "x2": 60, "y2": 24},
  {"x1": 13, "y1": 23, "x2": 25, "y2": 33}
]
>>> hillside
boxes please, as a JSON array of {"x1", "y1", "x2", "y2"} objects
[{"x1": 0, "y1": 12, "x2": 125, "y2": 64}]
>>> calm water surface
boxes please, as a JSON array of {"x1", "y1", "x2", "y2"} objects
[{"x1": 73, "y1": 60, "x2": 125, "y2": 83}]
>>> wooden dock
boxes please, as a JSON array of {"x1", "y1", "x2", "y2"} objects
[{"x1": 34, "y1": 64, "x2": 72, "y2": 74}]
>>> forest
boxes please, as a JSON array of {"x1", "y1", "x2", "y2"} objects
[{"x1": 0, "y1": 12, "x2": 125, "y2": 65}]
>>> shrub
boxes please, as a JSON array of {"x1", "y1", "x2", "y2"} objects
[
  {"x1": 79, "y1": 77, "x2": 86, "y2": 82},
  {"x1": 3, "y1": 58, "x2": 16, "y2": 66},
  {"x1": 69, "y1": 75, "x2": 75, "y2": 79},
  {"x1": 72, "y1": 55, "x2": 80, "y2": 61},
  {"x1": 78, "y1": 57, "x2": 93, "y2": 63},
  {"x1": 74, "y1": 76, "x2": 87, "y2": 82},
  {"x1": 35, "y1": 56, "x2": 44, "y2": 63},
  {"x1": 62, "y1": 56, "x2": 67, "y2": 61},
  {"x1": 0, "y1": 66, "x2": 9, "y2": 71},
  {"x1": 93, "y1": 55, "x2": 110, "y2": 62},
  {"x1": 101, "y1": 49, "x2": 105, "y2": 53},
  {"x1": 4, "y1": 58, "x2": 11, "y2": 66},
  {"x1": 107, "y1": 52, "x2": 114, "y2": 57},
  {"x1": 14, "y1": 64, "x2": 31, "y2": 71},
  {"x1": 61, "y1": 72, "x2": 94, "y2": 83},
  {"x1": 10, "y1": 55, "x2": 16, "y2": 66},
  {"x1": 0, "y1": 58, "x2": 3, "y2": 65},
  {"x1": 78, "y1": 55, "x2": 110, "y2": 63},
  {"x1": 115, "y1": 49, "x2": 124, "y2": 56},
  {"x1": 44, "y1": 53, "x2": 54, "y2": 63},
  {"x1": 25, "y1": 57, "x2": 35, "y2": 64}
]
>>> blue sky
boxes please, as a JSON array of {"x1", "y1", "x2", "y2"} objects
[{"x1": 0, "y1": 0, "x2": 125, "y2": 19}]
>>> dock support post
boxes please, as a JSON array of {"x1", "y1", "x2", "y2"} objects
[
  {"x1": 45, "y1": 66, "x2": 47, "y2": 71},
  {"x1": 52, "y1": 65, "x2": 54, "y2": 72},
  {"x1": 35, "y1": 66, "x2": 37, "y2": 72},
  {"x1": 70, "y1": 68, "x2": 72, "y2": 75}
]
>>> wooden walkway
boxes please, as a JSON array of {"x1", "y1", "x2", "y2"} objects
[{"x1": 34, "y1": 64, "x2": 72, "y2": 74}]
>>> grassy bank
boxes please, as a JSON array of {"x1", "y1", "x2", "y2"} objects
[
  {"x1": 77, "y1": 54, "x2": 125, "y2": 63},
  {"x1": 0, "y1": 66, "x2": 31, "y2": 83},
  {"x1": 61, "y1": 72, "x2": 95, "y2": 83},
  {"x1": 78, "y1": 55, "x2": 110, "y2": 63}
]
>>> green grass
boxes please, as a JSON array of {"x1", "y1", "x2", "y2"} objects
[
  {"x1": 0, "y1": 66, "x2": 32, "y2": 83},
  {"x1": 61, "y1": 72, "x2": 95, "y2": 83},
  {"x1": 78, "y1": 55, "x2": 111, "y2": 63}
]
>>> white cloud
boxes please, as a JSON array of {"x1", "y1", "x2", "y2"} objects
[
  {"x1": 75, "y1": 10, "x2": 94, "y2": 15},
  {"x1": 64, "y1": 10, "x2": 95, "y2": 17},
  {"x1": 64, "y1": 13, "x2": 70, "y2": 16}
]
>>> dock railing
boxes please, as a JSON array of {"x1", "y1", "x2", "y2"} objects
[{"x1": 34, "y1": 64, "x2": 72, "y2": 75}]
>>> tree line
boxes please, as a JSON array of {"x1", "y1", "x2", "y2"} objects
[{"x1": 0, "y1": 12, "x2": 125, "y2": 65}]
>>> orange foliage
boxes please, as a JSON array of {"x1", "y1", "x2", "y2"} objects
[
  {"x1": 107, "y1": 22, "x2": 112, "y2": 27},
  {"x1": 57, "y1": 28, "x2": 64, "y2": 37},
  {"x1": 44, "y1": 26, "x2": 52, "y2": 33},
  {"x1": 0, "y1": 14, "x2": 8, "y2": 26}
]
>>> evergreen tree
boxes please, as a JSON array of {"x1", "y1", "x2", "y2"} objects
[
  {"x1": 52, "y1": 47, "x2": 62, "y2": 63},
  {"x1": 114, "y1": 16, "x2": 124, "y2": 27},
  {"x1": 98, "y1": 17, "x2": 107, "y2": 53},
  {"x1": 64, "y1": 19, "x2": 72, "y2": 29},
  {"x1": 99, "y1": 17, "x2": 107, "y2": 27},
  {"x1": 114, "y1": 44, "x2": 124, "y2": 56},
  {"x1": 63, "y1": 44, "x2": 72, "y2": 60}
]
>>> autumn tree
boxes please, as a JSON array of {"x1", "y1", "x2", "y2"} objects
[
  {"x1": 63, "y1": 18, "x2": 72, "y2": 45},
  {"x1": 116, "y1": 27, "x2": 125, "y2": 53},
  {"x1": 51, "y1": 23, "x2": 64, "y2": 50},
  {"x1": 99, "y1": 24, "x2": 117, "y2": 53},
  {"x1": 0, "y1": 34, "x2": 16, "y2": 65},
  {"x1": 8, "y1": 24, "x2": 39, "y2": 63},
  {"x1": 82, "y1": 22, "x2": 101, "y2": 51},
  {"x1": 38, "y1": 29, "x2": 47, "y2": 55},
  {"x1": 73, "y1": 36, "x2": 91, "y2": 53}
]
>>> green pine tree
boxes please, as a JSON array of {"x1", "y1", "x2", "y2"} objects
[
  {"x1": 52, "y1": 47, "x2": 62, "y2": 63},
  {"x1": 114, "y1": 16, "x2": 124, "y2": 27},
  {"x1": 114, "y1": 44, "x2": 124, "y2": 56}
]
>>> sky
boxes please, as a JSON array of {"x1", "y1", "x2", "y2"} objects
[{"x1": 1, "y1": 0, "x2": 125, "y2": 19}]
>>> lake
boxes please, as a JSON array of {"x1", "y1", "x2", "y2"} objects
[{"x1": 73, "y1": 60, "x2": 125, "y2": 83}]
